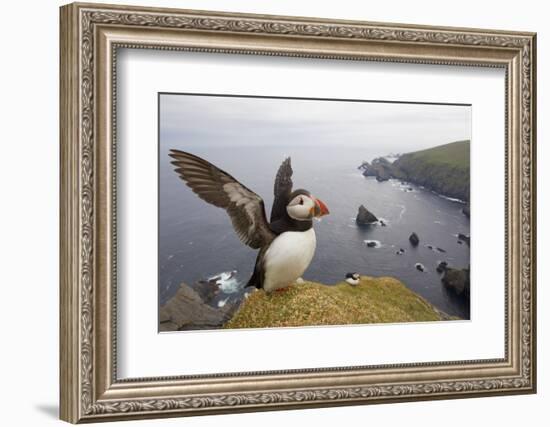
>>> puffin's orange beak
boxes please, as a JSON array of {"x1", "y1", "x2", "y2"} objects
[{"x1": 312, "y1": 197, "x2": 330, "y2": 217}]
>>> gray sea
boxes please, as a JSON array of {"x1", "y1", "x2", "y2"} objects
[{"x1": 159, "y1": 145, "x2": 470, "y2": 319}]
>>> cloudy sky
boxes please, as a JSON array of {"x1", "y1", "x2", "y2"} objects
[{"x1": 160, "y1": 93, "x2": 471, "y2": 153}]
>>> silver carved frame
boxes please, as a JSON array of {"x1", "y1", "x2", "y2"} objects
[{"x1": 59, "y1": 2, "x2": 537, "y2": 423}]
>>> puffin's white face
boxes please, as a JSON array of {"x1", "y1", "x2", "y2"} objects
[
  {"x1": 286, "y1": 194, "x2": 330, "y2": 221},
  {"x1": 287, "y1": 194, "x2": 315, "y2": 221}
]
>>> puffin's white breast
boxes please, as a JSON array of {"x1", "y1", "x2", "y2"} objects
[{"x1": 262, "y1": 228, "x2": 316, "y2": 293}]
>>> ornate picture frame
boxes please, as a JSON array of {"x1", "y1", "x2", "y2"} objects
[{"x1": 60, "y1": 2, "x2": 536, "y2": 423}]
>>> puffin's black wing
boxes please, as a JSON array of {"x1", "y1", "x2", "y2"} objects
[
  {"x1": 270, "y1": 157, "x2": 293, "y2": 222},
  {"x1": 169, "y1": 149, "x2": 275, "y2": 249}
]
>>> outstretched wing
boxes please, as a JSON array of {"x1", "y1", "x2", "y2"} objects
[
  {"x1": 270, "y1": 157, "x2": 293, "y2": 222},
  {"x1": 169, "y1": 149, "x2": 275, "y2": 249}
]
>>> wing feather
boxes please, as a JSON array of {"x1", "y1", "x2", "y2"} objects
[
  {"x1": 270, "y1": 157, "x2": 293, "y2": 222},
  {"x1": 169, "y1": 149, "x2": 275, "y2": 249}
]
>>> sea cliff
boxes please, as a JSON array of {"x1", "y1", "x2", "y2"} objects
[
  {"x1": 359, "y1": 140, "x2": 470, "y2": 202},
  {"x1": 160, "y1": 276, "x2": 453, "y2": 331}
]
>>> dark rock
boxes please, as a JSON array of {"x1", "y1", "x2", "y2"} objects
[
  {"x1": 462, "y1": 204, "x2": 470, "y2": 218},
  {"x1": 457, "y1": 240, "x2": 463, "y2": 245},
  {"x1": 159, "y1": 283, "x2": 241, "y2": 331},
  {"x1": 366, "y1": 241, "x2": 377, "y2": 248},
  {"x1": 409, "y1": 232, "x2": 420, "y2": 246},
  {"x1": 360, "y1": 161, "x2": 375, "y2": 177},
  {"x1": 358, "y1": 161, "x2": 369, "y2": 171},
  {"x1": 464, "y1": 266, "x2": 471, "y2": 298},
  {"x1": 194, "y1": 278, "x2": 221, "y2": 302},
  {"x1": 458, "y1": 233, "x2": 470, "y2": 246},
  {"x1": 375, "y1": 172, "x2": 390, "y2": 182},
  {"x1": 415, "y1": 263, "x2": 425, "y2": 272},
  {"x1": 380, "y1": 220, "x2": 387, "y2": 227},
  {"x1": 441, "y1": 267, "x2": 470, "y2": 296},
  {"x1": 361, "y1": 157, "x2": 394, "y2": 182},
  {"x1": 436, "y1": 261, "x2": 448, "y2": 273},
  {"x1": 426, "y1": 245, "x2": 446, "y2": 253},
  {"x1": 159, "y1": 310, "x2": 171, "y2": 323},
  {"x1": 356, "y1": 204, "x2": 378, "y2": 225}
]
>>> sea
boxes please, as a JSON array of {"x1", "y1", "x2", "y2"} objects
[{"x1": 159, "y1": 145, "x2": 470, "y2": 319}]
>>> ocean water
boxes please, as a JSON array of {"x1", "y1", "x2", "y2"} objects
[{"x1": 159, "y1": 145, "x2": 470, "y2": 319}]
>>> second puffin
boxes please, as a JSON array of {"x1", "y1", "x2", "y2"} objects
[{"x1": 169, "y1": 150, "x2": 329, "y2": 293}]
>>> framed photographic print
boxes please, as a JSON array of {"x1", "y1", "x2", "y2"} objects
[{"x1": 59, "y1": 2, "x2": 537, "y2": 423}]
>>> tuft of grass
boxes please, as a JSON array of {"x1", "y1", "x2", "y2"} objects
[{"x1": 224, "y1": 277, "x2": 447, "y2": 329}]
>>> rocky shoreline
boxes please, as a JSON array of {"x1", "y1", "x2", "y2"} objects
[
  {"x1": 159, "y1": 281, "x2": 252, "y2": 331},
  {"x1": 357, "y1": 142, "x2": 471, "y2": 301},
  {"x1": 358, "y1": 140, "x2": 470, "y2": 208}
]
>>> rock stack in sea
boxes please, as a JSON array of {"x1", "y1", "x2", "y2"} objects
[
  {"x1": 356, "y1": 205, "x2": 378, "y2": 225},
  {"x1": 441, "y1": 266, "x2": 470, "y2": 298},
  {"x1": 409, "y1": 232, "x2": 420, "y2": 246}
]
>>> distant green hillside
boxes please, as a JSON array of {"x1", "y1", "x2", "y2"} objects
[
  {"x1": 402, "y1": 140, "x2": 470, "y2": 169},
  {"x1": 393, "y1": 140, "x2": 470, "y2": 201}
]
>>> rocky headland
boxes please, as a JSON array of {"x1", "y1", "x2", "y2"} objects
[{"x1": 359, "y1": 140, "x2": 470, "y2": 204}]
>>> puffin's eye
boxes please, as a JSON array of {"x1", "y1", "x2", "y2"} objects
[{"x1": 299, "y1": 198, "x2": 304, "y2": 205}]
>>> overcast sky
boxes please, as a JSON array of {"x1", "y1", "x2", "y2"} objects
[{"x1": 160, "y1": 94, "x2": 471, "y2": 154}]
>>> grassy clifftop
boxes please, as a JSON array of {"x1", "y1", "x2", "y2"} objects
[
  {"x1": 393, "y1": 140, "x2": 470, "y2": 201},
  {"x1": 225, "y1": 277, "x2": 449, "y2": 329},
  {"x1": 402, "y1": 140, "x2": 470, "y2": 169}
]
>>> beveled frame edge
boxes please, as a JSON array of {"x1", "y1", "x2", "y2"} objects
[{"x1": 59, "y1": 2, "x2": 537, "y2": 423}]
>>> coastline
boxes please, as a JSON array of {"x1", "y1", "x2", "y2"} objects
[{"x1": 359, "y1": 140, "x2": 470, "y2": 204}]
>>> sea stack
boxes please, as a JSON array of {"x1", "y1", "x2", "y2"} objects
[
  {"x1": 441, "y1": 267, "x2": 470, "y2": 297},
  {"x1": 356, "y1": 205, "x2": 378, "y2": 225}
]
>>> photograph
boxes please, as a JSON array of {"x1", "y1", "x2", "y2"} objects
[{"x1": 158, "y1": 93, "x2": 471, "y2": 331}]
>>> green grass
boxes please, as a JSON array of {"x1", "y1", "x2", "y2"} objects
[
  {"x1": 393, "y1": 140, "x2": 470, "y2": 201},
  {"x1": 404, "y1": 140, "x2": 470, "y2": 169},
  {"x1": 224, "y1": 277, "x2": 449, "y2": 329}
]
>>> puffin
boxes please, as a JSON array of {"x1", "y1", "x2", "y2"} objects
[
  {"x1": 169, "y1": 150, "x2": 329, "y2": 293},
  {"x1": 345, "y1": 272, "x2": 360, "y2": 286}
]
